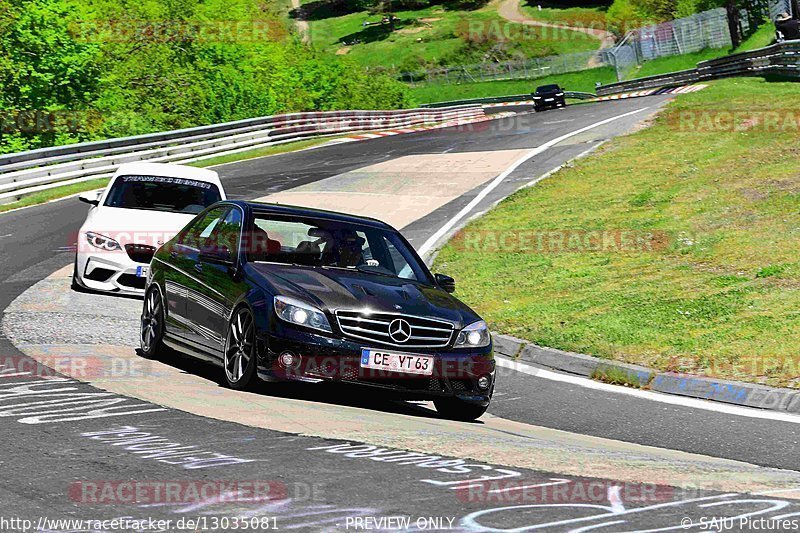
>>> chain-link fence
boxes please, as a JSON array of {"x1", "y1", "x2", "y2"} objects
[
  {"x1": 398, "y1": 49, "x2": 609, "y2": 86},
  {"x1": 607, "y1": 8, "x2": 748, "y2": 81}
]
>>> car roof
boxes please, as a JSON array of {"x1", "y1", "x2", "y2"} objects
[
  {"x1": 536, "y1": 84, "x2": 560, "y2": 91},
  {"x1": 227, "y1": 201, "x2": 394, "y2": 230},
  {"x1": 112, "y1": 162, "x2": 221, "y2": 185}
]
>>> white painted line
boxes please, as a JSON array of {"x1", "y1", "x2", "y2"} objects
[
  {"x1": 417, "y1": 107, "x2": 651, "y2": 256},
  {"x1": 487, "y1": 478, "x2": 569, "y2": 494},
  {"x1": 522, "y1": 141, "x2": 606, "y2": 189},
  {"x1": 496, "y1": 357, "x2": 800, "y2": 424}
]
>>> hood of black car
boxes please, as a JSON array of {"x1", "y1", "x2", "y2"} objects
[{"x1": 250, "y1": 263, "x2": 479, "y2": 327}]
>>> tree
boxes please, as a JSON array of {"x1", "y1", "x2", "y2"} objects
[{"x1": 725, "y1": 0, "x2": 741, "y2": 47}]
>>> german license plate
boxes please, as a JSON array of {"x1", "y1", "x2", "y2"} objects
[
  {"x1": 360, "y1": 349, "x2": 433, "y2": 376},
  {"x1": 545, "y1": 98, "x2": 554, "y2": 102},
  {"x1": 136, "y1": 266, "x2": 149, "y2": 278}
]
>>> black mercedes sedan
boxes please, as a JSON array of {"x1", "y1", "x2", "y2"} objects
[
  {"x1": 532, "y1": 84, "x2": 566, "y2": 112},
  {"x1": 140, "y1": 201, "x2": 495, "y2": 420}
]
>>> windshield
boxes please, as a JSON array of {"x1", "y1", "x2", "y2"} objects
[
  {"x1": 248, "y1": 214, "x2": 429, "y2": 282},
  {"x1": 103, "y1": 175, "x2": 222, "y2": 214},
  {"x1": 536, "y1": 84, "x2": 560, "y2": 93}
]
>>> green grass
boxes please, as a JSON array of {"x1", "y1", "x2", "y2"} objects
[
  {"x1": 519, "y1": 2, "x2": 608, "y2": 28},
  {"x1": 306, "y1": 4, "x2": 600, "y2": 71},
  {"x1": 591, "y1": 366, "x2": 645, "y2": 388},
  {"x1": 629, "y1": 24, "x2": 776, "y2": 80},
  {"x1": 407, "y1": 20, "x2": 777, "y2": 102},
  {"x1": 738, "y1": 22, "x2": 776, "y2": 51},
  {"x1": 631, "y1": 48, "x2": 728, "y2": 79},
  {"x1": 434, "y1": 77, "x2": 800, "y2": 388},
  {"x1": 409, "y1": 66, "x2": 615, "y2": 103}
]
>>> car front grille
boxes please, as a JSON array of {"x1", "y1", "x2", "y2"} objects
[
  {"x1": 85, "y1": 267, "x2": 115, "y2": 282},
  {"x1": 117, "y1": 274, "x2": 146, "y2": 290},
  {"x1": 125, "y1": 243, "x2": 156, "y2": 264},
  {"x1": 335, "y1": 310, "x2": 455, "y2": 348}
]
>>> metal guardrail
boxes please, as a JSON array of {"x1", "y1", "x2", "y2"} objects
[
  {"x1": 0, "y1": 106, "x2": 484, "y2": 205},
  {"x1": 421, "y1": 94, "x2": 532, "y2": 108},
  {"x1": 597, "y1": 40, "x2": 800, "y2": 95},
  {"x1": 420, "y1": 91, "x2": 597, "y2": 108}
]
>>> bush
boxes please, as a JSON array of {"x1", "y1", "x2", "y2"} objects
[{"x1": 0, "y1": 0, "x2": 411, "y2": 154}]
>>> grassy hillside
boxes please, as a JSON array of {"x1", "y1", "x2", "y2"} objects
[
  {"x1": 434, "y1": 77, "x2": 800, "y2": 388},
  {"x1": 630, "y1": 23, "x2": 776, "y2": 79},
  {"x1": 409, "y1": 66, "x2": 615, "y2": 103},
  {"x1": 519, "y1": 2, "x2": 608, "y2": 28},
  {"x1": 302, "y1": 3, "x2": 601, "y2": 72}
]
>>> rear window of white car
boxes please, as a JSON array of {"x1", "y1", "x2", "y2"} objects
[{"x1": 104, "y1": 175, "x2": 222, "y2": 214}]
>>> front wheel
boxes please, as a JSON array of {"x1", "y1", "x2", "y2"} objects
[
  {"x1": 223, "y1": 306, "x2": 258, "y2": 390},
  {"x1": 140, "y1": 286, "x2": 167, "y2": 358},
  {"x1": 434, "y1": 399, "x2": 489, "y2": 421}
]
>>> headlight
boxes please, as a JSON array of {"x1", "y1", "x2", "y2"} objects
[
  {"x1": 274, "y1": 296, "x2": 332, "y2": 333},
  {"x1": 455, "y1": 320, "x2": 491, "y2": 348},
  {"x1": 85, "y1": 231, "x2": 121, "y2": 251},
  {"x1": 556, "y1": 92, "x2": 564, "y2": 96},
  {"x1": 533, "y1": 96, "x2": 542, "y2": 99}
]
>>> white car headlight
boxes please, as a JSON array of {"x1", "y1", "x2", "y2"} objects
[
  {"x1": 556, "y1": 92, "x2": 564, "y2": 96},
  {"x1": 455, "y1": 320, "x2": 491, "y2": 348},
  {"x1": 85, "y1": 231, "x2": 122, "y2": 251},
  {"x1": 274, "y1": 296, "x2": 332, "y2": 333}
]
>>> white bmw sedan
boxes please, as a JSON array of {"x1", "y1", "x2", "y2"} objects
[{"x1": 73, "y1": 162, "x2": 226, "y2": 296}]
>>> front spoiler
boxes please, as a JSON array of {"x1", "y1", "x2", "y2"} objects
[{"x1": 256, "y1": 326, "x2": 495, "y2": 406}]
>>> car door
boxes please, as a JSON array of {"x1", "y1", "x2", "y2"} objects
[
  {"x1": 190, "y1": 206, "x2": 248, "y2": 356},
  {"x1": 167, "y1": 206, "x2": 228, "y2": 349}
]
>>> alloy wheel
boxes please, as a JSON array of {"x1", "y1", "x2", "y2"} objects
[
  {"x1": 225, "y1": 307, "x2": 254, "y2": 384},
  {"x1": 140, "y1": 288, "x2": 162, "y2": 353}
]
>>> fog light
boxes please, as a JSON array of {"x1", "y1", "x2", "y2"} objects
[
  {"x1": 477, "y1": 375, "x2": 491, "y2": 391},
  {"x1": 279, "y1": 351, "x2": 301, "y2": 369}
]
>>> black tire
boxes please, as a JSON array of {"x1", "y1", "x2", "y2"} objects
[
  {"x1": 434, "y1": 399, "x2": 489, "y2": 421},
  {"x1": 139, "y1": 286, "x2": 167, "y2": 359},
  {"x1": 223, "y1": 306, "x2": 258, "y2": 390}
]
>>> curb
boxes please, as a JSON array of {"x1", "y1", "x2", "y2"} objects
[{"x1": 494, "y1": 333, "x2": 800, "y2": 414}]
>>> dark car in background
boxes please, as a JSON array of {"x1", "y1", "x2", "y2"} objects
[
  {"x1": 140, "y1": 201, "x2": 495, "y2": 421},
  {"x1": 532, "y1": 84, "x2": 566, "y2": 112}
]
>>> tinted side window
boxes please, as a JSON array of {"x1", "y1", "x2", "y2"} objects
[
  {"x1": 214, "y1": 208, "x2": 242, "y2": 256},
  {"x1": 179, "y1": 207, "x2": 227, "y2": 250}
]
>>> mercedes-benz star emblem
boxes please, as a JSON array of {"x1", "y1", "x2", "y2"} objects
[{"x1": 388, "y1": 318, "x2": 411, "y2": 343}]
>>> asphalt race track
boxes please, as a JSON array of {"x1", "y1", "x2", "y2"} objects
[{"x1": 3, "y1": 98, "x2": 800, "y2": 532}]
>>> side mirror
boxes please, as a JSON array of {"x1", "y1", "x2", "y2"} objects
[
  {"x1": 78, "y1": 192, "x2": 100, "y2": 206},
  {"x1": 199, "y1": 244, "x2": 234, "y2": 266},
  {"x1": 435, "y1": 273, "x2": 456, "y2": 293}
]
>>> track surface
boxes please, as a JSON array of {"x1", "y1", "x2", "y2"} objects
[{"x1": 3, "y1": 98, "x2": 800, "y2": 531}]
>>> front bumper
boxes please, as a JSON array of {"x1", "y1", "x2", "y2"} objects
[
  {"x1": 534, "y1": 99, "x2": 565, "y2": 110},
  {"x1": 257, "y1": 324, "x2": 495, "y2": 405},
  {"x1": 75, "y1": 249, "x2": 149, "y2": 295}
]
